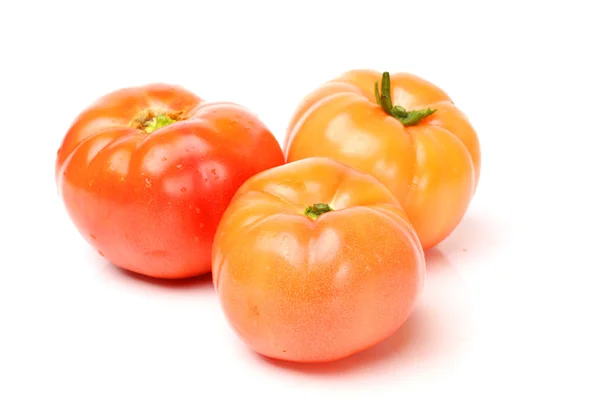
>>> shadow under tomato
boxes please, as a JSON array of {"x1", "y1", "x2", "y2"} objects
[
  {"x1": 114, "y1": 266, "x2": 214, "y2": 290},
  {"x1": 435, "y1": 214, "x2": 501, "y2": 259},
  {"x1": 424, "y1": 247, "x2": 453, "y2": 272},
  {"x1": 93, "y1": 250, "x2": 215, "y2": 292},
  {"x1": 258, "y1": 303, "x2": 457, "y2": 376}
]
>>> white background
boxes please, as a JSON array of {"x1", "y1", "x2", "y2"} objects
[{"x1": 1, "y1": 0, "x2": 599, "y2": 398}]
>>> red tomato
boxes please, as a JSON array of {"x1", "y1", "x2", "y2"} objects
[{"x1": 56, "y1": 84, "x2": 284, "y2": 279}]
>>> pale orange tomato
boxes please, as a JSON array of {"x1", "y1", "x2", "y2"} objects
[
  {"x1": 284, "y1": 69, "x2": 481, "y2": 249},
  {"x1": 212, "y1": 157, "x2": 425, "y2": 362}
]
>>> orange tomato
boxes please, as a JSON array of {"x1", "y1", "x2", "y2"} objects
[
  {"x1": 212, "y1": 157, "x2": 425, "y2": 362},
  {"x1": 284, "y1": 69, "x2": 481, "y2": 250}
]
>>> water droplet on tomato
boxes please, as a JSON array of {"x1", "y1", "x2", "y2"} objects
[
  {"x1": 195, "y1": 207, "x2": 201, "y2": 214},
  {"x1": 145, "y1": 178, "x2": 152, "y2": 188},
  {"x1": 194, "y1": 236, "x2": 200, "y2": 242},
  {"x1": 119, "y1": 176, "x2": 125, "y2": 182}
]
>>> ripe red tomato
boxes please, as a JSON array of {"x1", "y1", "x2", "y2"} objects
[{"x1": 56, "y1": 84, "x2": 284, "y2": 279}]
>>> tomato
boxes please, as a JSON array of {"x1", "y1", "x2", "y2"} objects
[
  {"x1": 212, "y1": 157, "x2": 425, "y2": 362},
  {"x1": 56, "y1": 83, "x2": 284, "y2": 279},
  {"x1": 284, "y1": 69, "x2": 481, "y2": 250}
]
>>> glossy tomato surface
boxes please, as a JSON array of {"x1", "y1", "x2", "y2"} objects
[
  {"x1": 56, "y1": 83, "x2": 284, "y2": 279},
  {"x1": 212, "y1": 157, "x2": 425, "y2": 362},
  {"x1": 284, "y1": 69, "x2": 481, "y2": 250}
]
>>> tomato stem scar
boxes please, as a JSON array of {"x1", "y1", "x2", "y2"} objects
[
  {"x1": 374, "y1": 71, "x2": 437, "y2": 126},
  {"x1": 130, "y1": 109, "x2": 182, "y2": 133},
  {"x1": 142, "y1": 114, "x2": 176, "y2": 133},
  {"x1": 304, "y1": 203, "x2": 334, "y2": 220}
]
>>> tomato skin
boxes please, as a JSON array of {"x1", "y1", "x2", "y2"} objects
[
  {"x1": 56, "y1": 84, "x2": 284, "y2": 279},
  {"x1": 212, "y1": 157, "x2": 425, "y2": 362},
  {"x1": 284, "y1": 69, "x2": 481, "y2": 250}
]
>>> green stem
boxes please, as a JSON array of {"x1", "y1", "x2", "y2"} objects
[
  {"x1": 304, "y1": 203, "x2": 334, "y2": 220},
  {"x1": 143, "y1": 114, "x2": 176, "y2": 133},
  {"x1": 374, "y1": 71, "x2": 437, "y2": 126}
]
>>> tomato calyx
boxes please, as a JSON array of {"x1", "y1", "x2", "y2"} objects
[
  {"x1": 304, "y1": 203, "x2": 334, "y2": 220},
  {"x1": 374, "y1": 71, "x2": 437, "y2": 126},
  {"x1": 130, "y1": 109, "x2": 184, "y2": 133}
]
